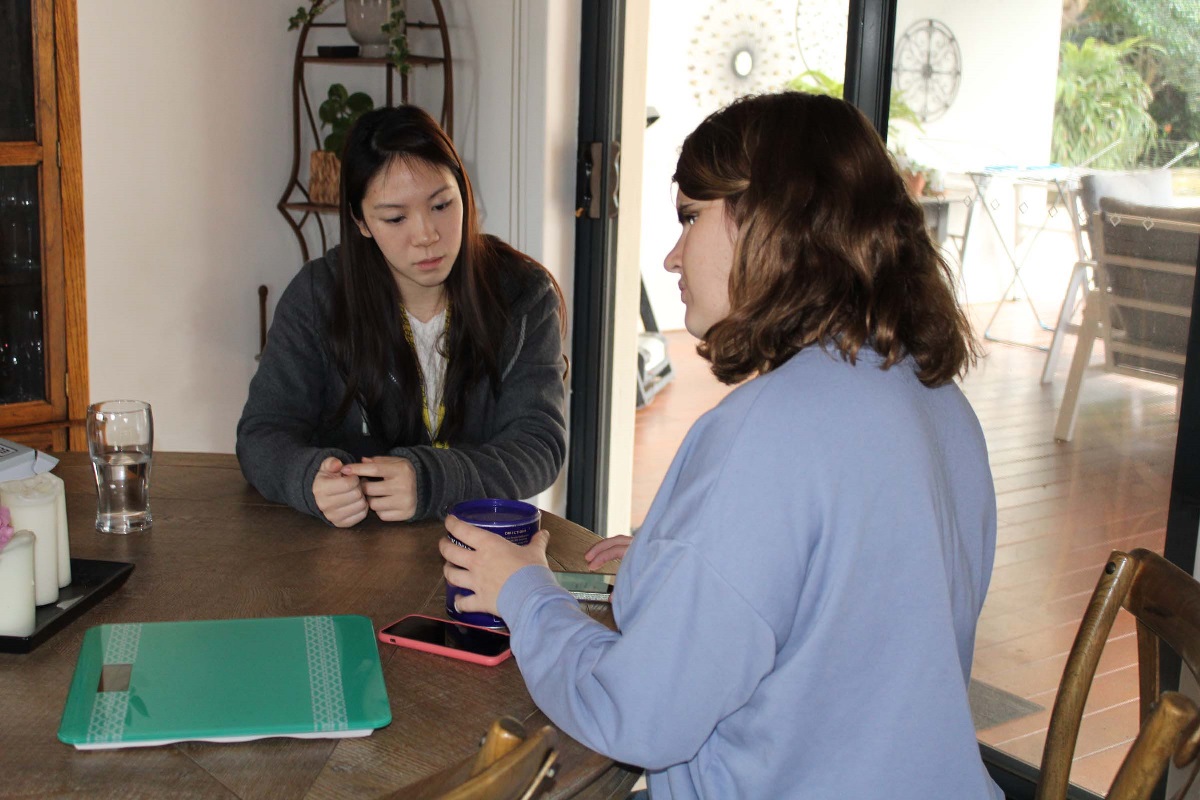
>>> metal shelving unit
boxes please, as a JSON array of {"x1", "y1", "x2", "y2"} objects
[{"x1": 277, "y1": 1, "x2": 453, "y2": 262}]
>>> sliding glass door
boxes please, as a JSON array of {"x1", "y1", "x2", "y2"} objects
[{"x1": 571, "y1": 4, "x2": 1199, "y2": 795}]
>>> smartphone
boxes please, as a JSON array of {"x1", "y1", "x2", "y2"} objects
[
  {"x1": 552, "y1": 571, "x2": 615, "y2": 603},
  {"x1": 378, "y1": 614, "x2": 512, "y2": 666}
]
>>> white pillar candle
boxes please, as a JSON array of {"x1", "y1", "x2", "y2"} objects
[
  {"x1": 40, "y1": 471, "x2": 71, "y2": 588},
  {"x1": 0, "y1": 530, "x2": 36, "y2": 637},
  {"x1": 0, "y1": 476, "x2": 60, "y2": 606}
]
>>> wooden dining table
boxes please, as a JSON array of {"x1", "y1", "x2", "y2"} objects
[{"x1": 0, "y1": 452, "x2": 640, "y2": 799}]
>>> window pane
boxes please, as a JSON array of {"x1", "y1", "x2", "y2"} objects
[
  {"x1": 0, "y1": 165, "x2": 45, "y2": 404},
  {"x1": 0, "y1": 0, "x2": 36, "y2": 142},
  {"x1": 888, "y1": 1, "x2": 1199, "y2": 792}
]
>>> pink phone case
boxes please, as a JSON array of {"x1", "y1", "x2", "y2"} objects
[{"x1": 378, "y1": 614, "x2": 513, "y2": 667}]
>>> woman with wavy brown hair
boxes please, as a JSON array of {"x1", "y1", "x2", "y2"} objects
[
  {"x1": 237, "y1": 105, "x2": 566, "y2": 526},
  {"x1": 441, "y1": 92, "x2": 1001, "y2": 799},
  {"x1": 678, "y1": 92, "x2": 977, "y2": 387}
]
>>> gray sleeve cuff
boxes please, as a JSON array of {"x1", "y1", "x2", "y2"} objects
[{"x1": 299, "y1": 447, "x2": 356, "y2": 524}]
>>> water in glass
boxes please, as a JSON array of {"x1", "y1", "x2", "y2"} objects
[{"x1": 91, "y1": 449, "x2": 152, "y2": 533}]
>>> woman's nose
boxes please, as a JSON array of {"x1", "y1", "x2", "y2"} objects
[
  {"x1": 414, "y1": 218, "x2": 439, "y2": 246},
  {"x1": 664, "y1": 234, "x2": 684, "y2": 273}
]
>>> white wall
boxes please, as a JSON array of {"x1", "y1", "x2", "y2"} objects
[
  {"x1": 78, "y1": 1, "x2": 579, "y2": 472},
  {"x1": 894, "y1": 1, "x2": 1061, "y2": 171},
  {"x1": 79, "y1": 0, "x2": 299, "y2": 453},
  {"x1": 638, "y1": 0, "x2": 1065, "y2": 330},
  {"x1": 893, "y1": 0, "x2": 1066, "y2": 306}
]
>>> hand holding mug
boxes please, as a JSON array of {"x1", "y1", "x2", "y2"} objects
[{"x1": 440, "y1": 515, "x2": 551, "y2": 617}]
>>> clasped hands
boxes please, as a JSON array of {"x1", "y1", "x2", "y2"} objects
[
  {"x1": 314, "y1": 449, "x2": 638, "y2": 613},
  {"x1": 313, "y1": 455, "x2": 417, "y2": 527}
]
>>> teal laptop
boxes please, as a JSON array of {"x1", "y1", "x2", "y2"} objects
[{"x1": 58, "y1": 615, "x2": 391, "y2": 749}]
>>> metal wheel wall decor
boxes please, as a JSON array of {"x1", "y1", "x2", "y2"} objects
[
  {"x1": 687, "y1": 0, "x2": 794, "y2": 108},
  {"x1": 892, "y1": 18, "x2": 961, "y2": 122}
]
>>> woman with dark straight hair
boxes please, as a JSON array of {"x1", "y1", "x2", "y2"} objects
[
  {"x1": 441, "y1": 92, "x2": 1001, "y2": 798},
  {"x1": 237, "y1": 105, "x2": 567, "y2": 526}
]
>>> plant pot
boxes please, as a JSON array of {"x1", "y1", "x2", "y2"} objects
[
  {"x1": 309, "y1": 151, "x2": 340, "y2": 206},
  {"x1": 905, "y1": 172, "x2": 927, "y2": 198},
  {"x1": 345, "y1": 0, "x2": 392, "y2": 58}
]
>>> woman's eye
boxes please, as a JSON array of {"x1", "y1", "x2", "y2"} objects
[
  {"x1": 678, "y1": 213, "x2": 697, "y2": 226},
  {"x1": 385, "y1": 215, "x2": 406, "y2": 224},
  {"x1": 433, "y1": 201, "x2": 452, "y2": 212}
]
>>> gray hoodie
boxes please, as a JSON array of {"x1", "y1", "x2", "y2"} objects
[{"x1": 235, "y1": 245, "x2": 567, "y2": 522}]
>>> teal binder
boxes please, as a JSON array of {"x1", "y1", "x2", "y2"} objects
[{"x1": 57, "y1": 615, "x2": 391, "y2": 749}]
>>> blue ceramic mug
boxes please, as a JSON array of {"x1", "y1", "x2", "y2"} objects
[{"x1": 445, "y1": 499, "x2": 541, "y2": 629}]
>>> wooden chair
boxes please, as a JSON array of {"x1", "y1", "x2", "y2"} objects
[
  {"x1": 1036, "y1": 549, "x2": 1200, "y2": 800},
  {"x1": 1053, "y1": 199, "x2": 1200, "y2": 441},
  {"x1": 386, "y1": 716, "x2": 559, "y2": 800}
]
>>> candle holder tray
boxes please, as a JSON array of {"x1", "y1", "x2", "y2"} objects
[{"x1": 0, "y1": 558, "x2": 134, "y2": 654}]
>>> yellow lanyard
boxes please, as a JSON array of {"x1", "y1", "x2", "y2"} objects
[{"x1": 399, "y1": 303, "x2": 451, "y2": 449}]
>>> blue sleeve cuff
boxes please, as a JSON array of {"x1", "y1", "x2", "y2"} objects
[{"x1": 498, "y1": 564, "x2": 570, "y2": 628}]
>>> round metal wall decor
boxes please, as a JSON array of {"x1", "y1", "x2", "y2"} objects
[
  {"x1": 687, "y1": 0, "x2": 795, "y2": 108},
  {"x1": 892, "y1": 18, "x2": 961, "y2": 122}
]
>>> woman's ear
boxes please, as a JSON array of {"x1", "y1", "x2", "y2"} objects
[{"x1": 354, "y1": 216, "x2": 373, "y2": 239}]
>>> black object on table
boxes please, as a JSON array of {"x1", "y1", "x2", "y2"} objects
[{"x1": 0, "y1": 558, "x2": 134, "y2": 654}]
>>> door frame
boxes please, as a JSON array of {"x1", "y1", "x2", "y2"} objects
[{"x1": 566, "y1": 0, "x2": 625, "y2": 535}]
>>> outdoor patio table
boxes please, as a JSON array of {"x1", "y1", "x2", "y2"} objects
[{"x1": 965, "y1": 165, "x2": 1084, "y2": 350}]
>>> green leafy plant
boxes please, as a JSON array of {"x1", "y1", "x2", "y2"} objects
[
  {"x1": 1052, "y1": 37, "x2": 1160, "y2": 169},
  {"x1": 1069, "y1": 0, "x2": 1200, "y2": 146},
  {"x1": 288, "y1": 0, "x2": 333, "y2": 31},
  {"x1": 380, "y1": 2, "x2": 411, "y2": 75},
  {"x1": 319, "y1": 84, "x2": 374, "y2": 155}
]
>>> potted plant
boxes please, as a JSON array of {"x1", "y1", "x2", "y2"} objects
[
  {"x1": 890, "y1": 147, "x2": 943, "y2": 197},
  {"x1": 288, "y1": 0, "x2": 409, "y2": 74},
  {"x1": 309, "y1": 84, "x2": 374, "y2": 205}
]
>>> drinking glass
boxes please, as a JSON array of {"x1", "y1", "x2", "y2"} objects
[{"x1": 86, "y1": 400, "x2": 153, "y2": 533}]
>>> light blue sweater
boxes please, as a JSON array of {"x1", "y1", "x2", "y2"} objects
[{"x1": 498, "y1": 346, "x2": 1003, "y2": 799}]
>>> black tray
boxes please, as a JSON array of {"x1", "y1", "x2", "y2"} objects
[{"x1": 0, "y1": 558, "x2": 134, "y2": 654}]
